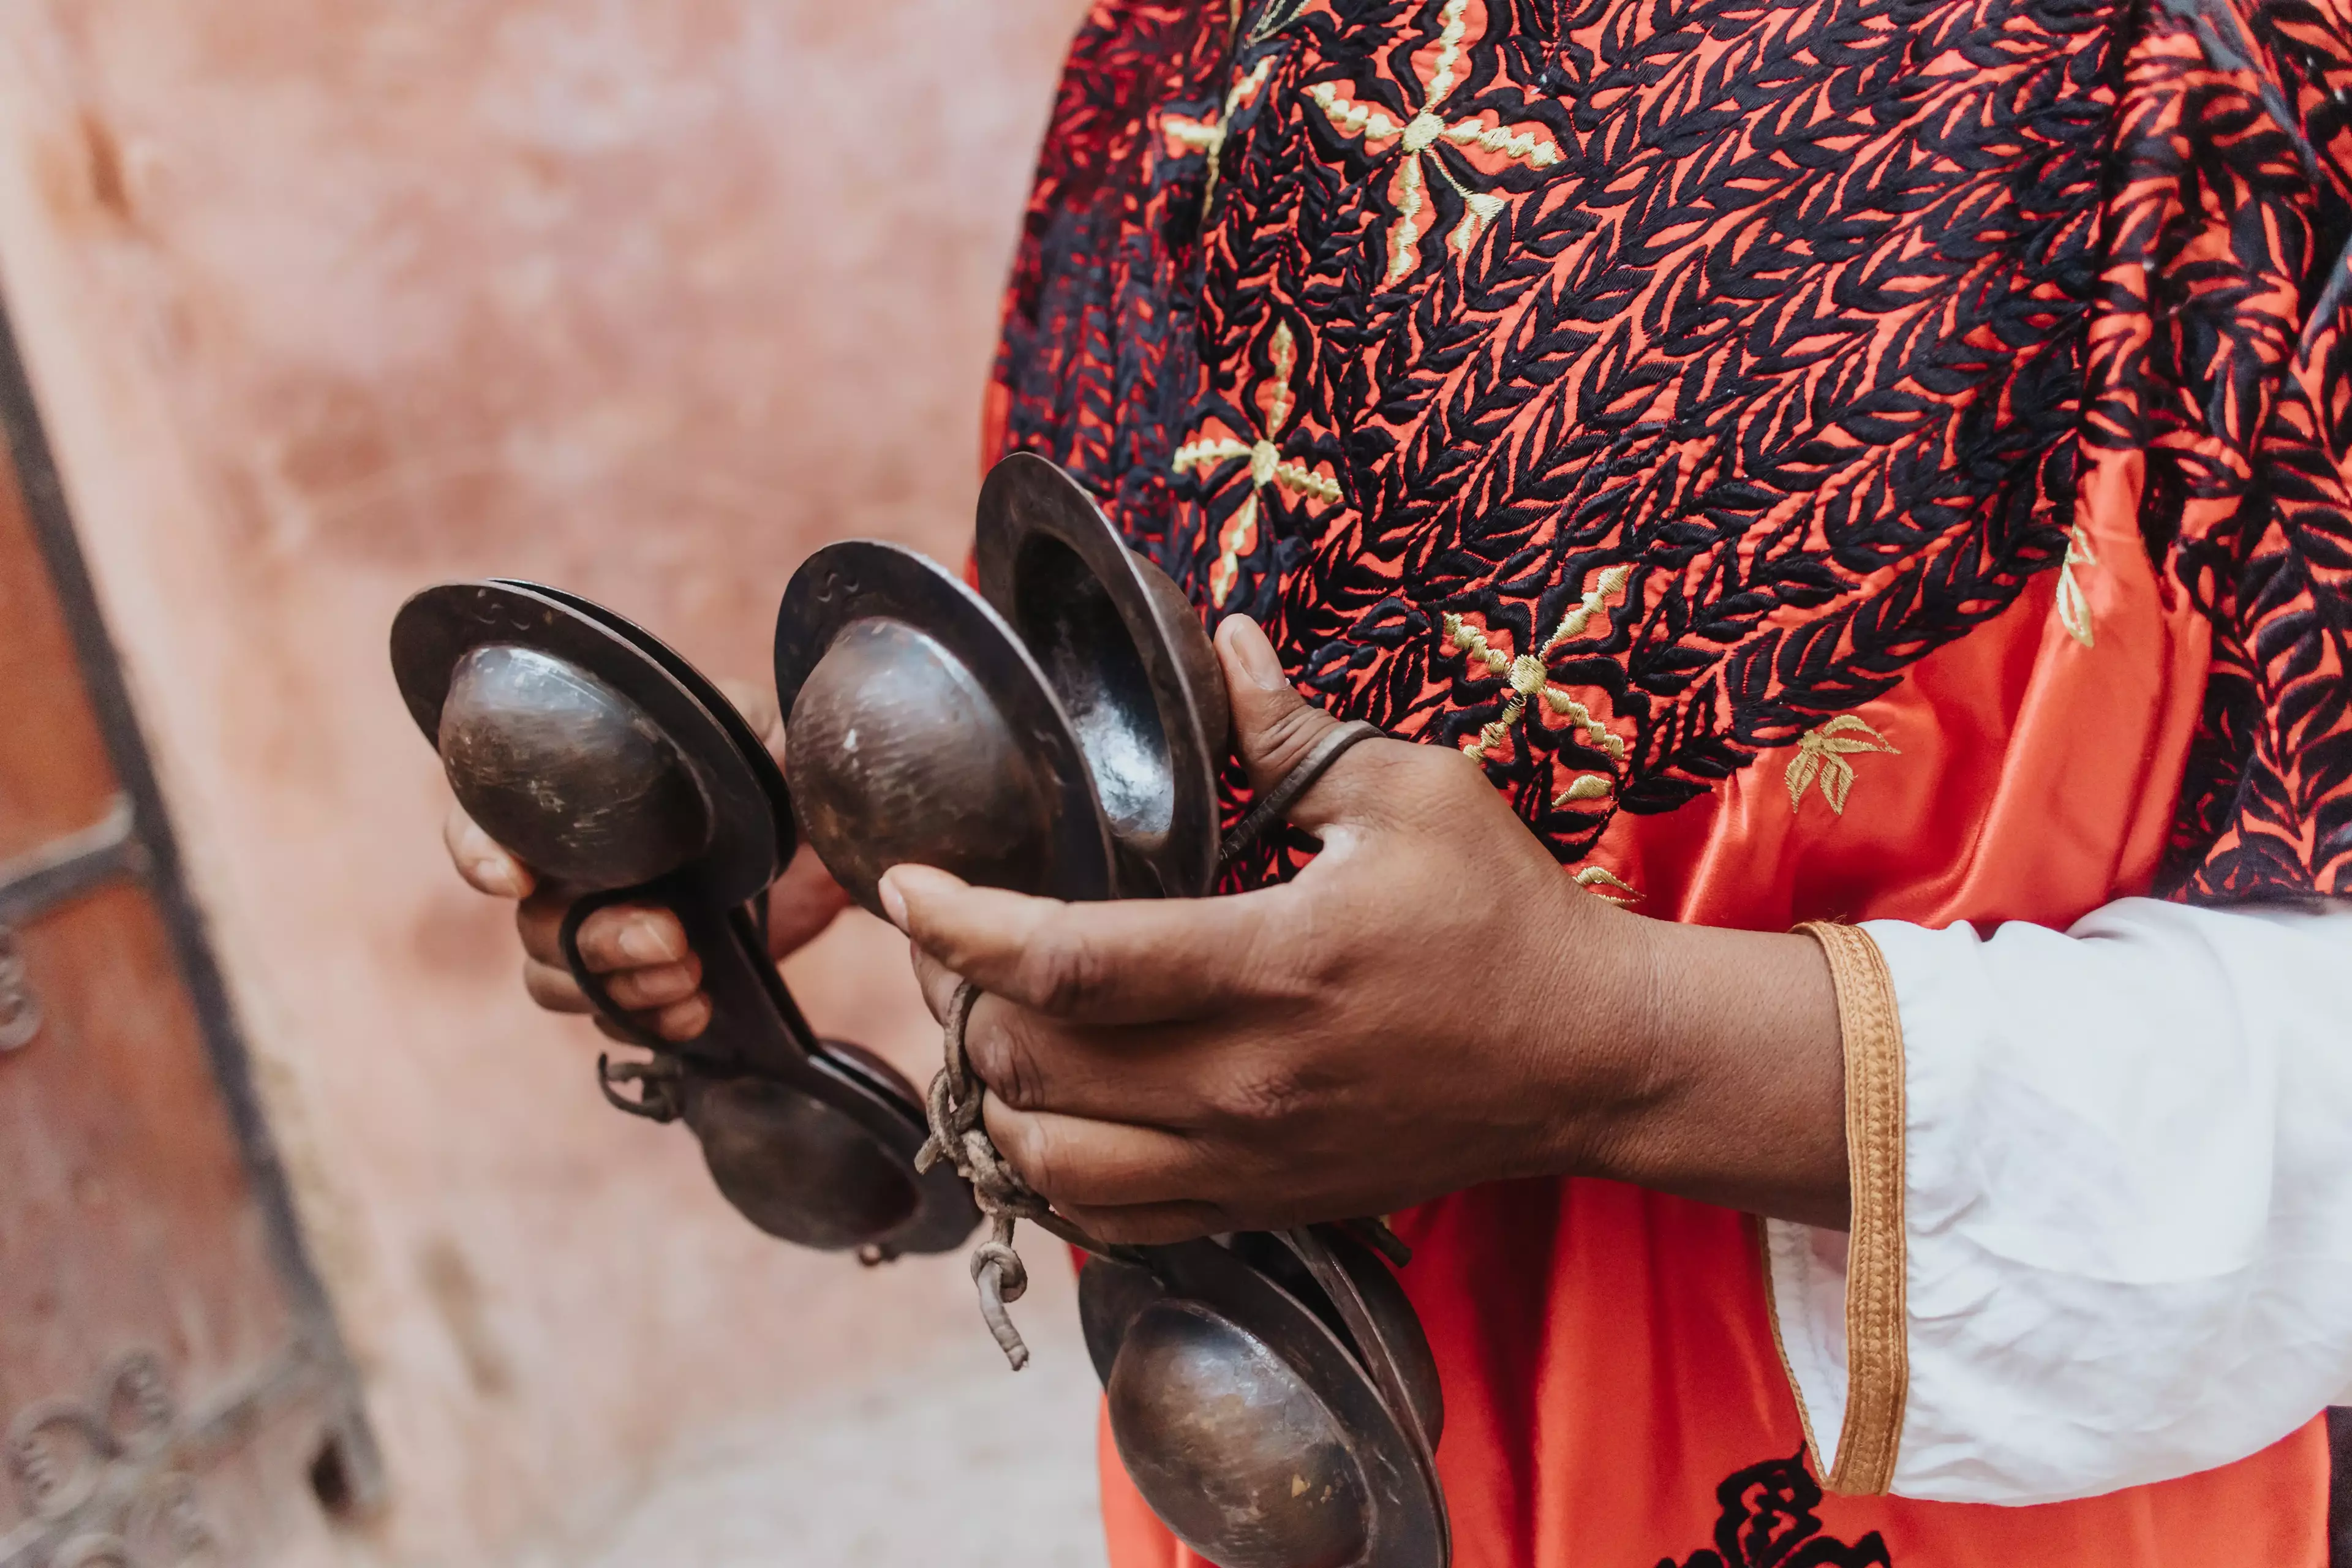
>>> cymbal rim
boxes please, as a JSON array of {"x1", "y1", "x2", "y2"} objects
[
  {"x1": 976, "y1": 453, "x2": 1223, "y2": 899},
  {"x1": 390, "y1": 581, "x2": 780, "y2": 907},
  {"x1": 1102, "y1": 1237, "x2": 1450, "y2": 1568}
]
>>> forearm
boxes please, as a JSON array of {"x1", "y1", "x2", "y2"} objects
[{"x1": 1532, "y1": 912, "x2": 1850, "y2": 1227}]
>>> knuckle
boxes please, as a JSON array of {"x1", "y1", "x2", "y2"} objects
[
  {"x1": 1206, "y1": 1058, "x2": 1311, "y2": 1128},
  {"x1": 1019, "y1": 930, "x2": 1112, "y2": 1017},
  {"x1": 1246, "y1": 925, "x2": 1333, "y2": 1004},
  {"x1": 1256, "y1": 705, "x2": 1330, "y2": 777},
  {"x1": 969, "y1": 1009, "x2": 1049, "y2": 1112}
]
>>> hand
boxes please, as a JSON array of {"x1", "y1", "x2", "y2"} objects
[
  {"x1": 883, "y1": 616, "x2": 1847, "y2": 1246},
  {"x1": 444, "y1": 678, "x2": 851, "y2": 1043}
]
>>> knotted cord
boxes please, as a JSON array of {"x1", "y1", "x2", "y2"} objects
[{"x1": 917, "y1": 720, "x2": 1382, "y2": 1368}]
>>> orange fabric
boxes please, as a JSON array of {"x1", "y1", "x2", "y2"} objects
[{"x1": 1092, "y1": 526, "x2": 2328, "y2": 1562}]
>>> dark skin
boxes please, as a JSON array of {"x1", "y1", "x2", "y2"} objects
[{"x1": 446, "y1": 627, "x2": 1850, "y2": 1238}]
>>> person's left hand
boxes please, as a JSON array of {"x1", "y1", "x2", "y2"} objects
[{"x1": 880, "y1": 616, "x2": 1845, "y2": 1246}]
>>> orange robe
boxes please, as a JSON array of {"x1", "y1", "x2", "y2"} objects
[{"x1": 1088, "y1": 538, "x2": 2328, "y2": 1565}]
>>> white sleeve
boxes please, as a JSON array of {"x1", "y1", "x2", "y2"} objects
[{"x1": 1765, "y1": 897, "x2": 2352, "y2": 1506}]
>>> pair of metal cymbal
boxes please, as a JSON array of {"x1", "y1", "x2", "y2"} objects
[
  {"x1": 389, "y1": 579, "x2": 974, "y2": 1259},
  {"x1": 389, "y1": 453, "x2": 1446, "y2": 1568},
  {"x1": 774, "y1": 452, "x2": 1227, "y2": 912}
]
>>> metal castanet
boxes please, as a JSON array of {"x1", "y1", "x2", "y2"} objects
[
  {"x1": 974, "y1": 450, "x2": 1229, "y2": 900},
  {"x1": 773, "y1": 541, "x2": 1114, "y2": 914},
  {"x1": 388, "y1": 579, "x2": 976, "y2": 1259},
  {"x1": 772, "y1": 453, "x2": 1450, "y2": 1568},
  {"x1": 1080, "y1": 1227, "x2": 1449, "y2": 1568}
]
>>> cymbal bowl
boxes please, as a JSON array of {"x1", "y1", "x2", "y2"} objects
[{"x1": 437, "y1": 643, "x2": 712, "y2": 891}]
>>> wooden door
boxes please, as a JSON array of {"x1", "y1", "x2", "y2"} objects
[{"x1": 0, "y1": 290, "x2": 377, "y2": 1567}]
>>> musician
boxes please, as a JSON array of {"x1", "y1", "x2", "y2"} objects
[{"x1": 446, "y1": 2, "x2": 2352, "y2": 1562}]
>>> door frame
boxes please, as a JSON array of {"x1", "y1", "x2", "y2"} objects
[{"x1": 0, "y1": 281, "x2": 382, "y2": 1520}]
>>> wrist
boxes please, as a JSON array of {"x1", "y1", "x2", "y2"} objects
[
  {"x1": 1509, "y1": 896, "x2": 1677, "y2": 1181},
  {"x1": 1532, "y1": 910, "x2": 1847, "y2": 1224}
]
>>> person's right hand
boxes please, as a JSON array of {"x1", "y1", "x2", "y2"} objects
[{"x1": 440, "y1": 680, "x2": 852, "y2": 1044}]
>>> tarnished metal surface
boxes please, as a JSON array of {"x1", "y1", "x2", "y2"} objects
[
  {"x1": 390, "y1": 580, "x2": 976, "y2": 1256},
  {"x1": 1087, "y1": 1232, "x2": 1447, "y2": 1568},
  {"x1": 0, "y1": 803, "x2": 139, "y2": 935},
  {"x1": 976, "y1": 451, "x2": 1228, "y2": 902},
  {"x1": 775, "y1": 541, "x2": 1114, "y2": 913}
]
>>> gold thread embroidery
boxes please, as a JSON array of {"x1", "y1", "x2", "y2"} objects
[
  {"x1": 1557, "y1": 772, "x2": 1612, "y2": 803},
  {"x1": 1308, "y1": 0, "x2": 1563, "y2": 281},
  {"x1": 1785, "y1": 715, "x2": 1899, "y2": 815},
  {"x1": 2056, "y1": 522, "x2": 2097, "y2": 649},
  {"x1": 1162, "y1": 55, "x2": 1276, "y2": 214},
  {"x1": 1793, "y1": 921, "x2": 1910, "y2": 1494},
  {"x1": 1171, "y1": 321, "x2": 1341, "y2": 605},
  {"x1": 1439, "y1": 564, "x2": 1632, "y2": 763},
  {"x1": 1572, "y1": 865, "x2": 1639, "y2": 903}
]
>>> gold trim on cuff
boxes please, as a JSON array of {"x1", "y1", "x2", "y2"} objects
[{"x1": 1796, "y1": 920, "x2": 1909, "y2": 1495}]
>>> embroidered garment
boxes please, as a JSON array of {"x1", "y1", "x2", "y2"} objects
[{"x1": 981, "y1": 0, "x2": 2351, "y2": 1560}]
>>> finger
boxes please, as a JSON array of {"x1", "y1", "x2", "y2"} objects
[
  {"x1": 445, "y1": 803, "x2": 533, "y2": 899},
  {"x1": 1215, "y1": 615, "x2": 1400, "y2": 834},
  {"x1": 1059, "y1": 1200, "x2": 1231, "y2": 1248},
  {"x1": 522, "y1": 958, "x2": 592, "y2": 1014},
  {"x1": 600, "y1": 956, "x2": 704, "y2": 1011},
  {"x1": 651, "y1": 993, "x2": 712, "y2": 1042},
  {"x1": 911, "y1": 944, "x2": 961, "y2": 1023},
  {"x1": 959, "y1": 995, "x2": 1226, "y2": 1123},
  {"x1": 517, "y1": 897, "x2": 689, "y2": 972},
  {"x1": 983, "y1": 1100, "x2": 1221, "y2": 1211},
  {"x1": 880, "y1": 865, "x2": 1293, "y2": 1023},
  {"x1": 765, "y1": 843, "x2": 852, "y2": 960},
  {"x1": 532, "y1": 959, "x2": 706, "y2": 1039},
  {"x1": 918, "y1": 934, "x2": 1270, "y2": 1126}
]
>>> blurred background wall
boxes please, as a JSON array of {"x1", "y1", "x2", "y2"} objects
[{"x1": 0, "y1": 2, "x2": 1103, "y2": 1562}]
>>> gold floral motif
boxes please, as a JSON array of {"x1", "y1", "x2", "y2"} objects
[
  {"x1": 1440, "y1": 564, "x2": 1633, "y2": 771},
  {"x1": 1172, "y1": 321, "x2": 1343, "y2": 605},
  {"x1": 1162, "y1": 55, "x2": 1275, "y2": 214},
  {"x1": 1785, "y1": 715, "x2": 1900, "y2": 815},
  {"x1": 1308, "y1": 0, "x2": 1564, "y2": 281}
]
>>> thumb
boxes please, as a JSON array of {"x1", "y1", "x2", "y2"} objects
[{"x1": 1215, "y1": 614, "x2": 1366, "y2": 833}]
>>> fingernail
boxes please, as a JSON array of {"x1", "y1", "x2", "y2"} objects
[
  {"x1": 620, "y1": 921, "x2": 677, "y2": 963},
  {"x1": 877, "y1": 870, "x2": 909, "y2": 930},
  {"x1": 474, "y1": 859, "x2": 521, "y2": 897},
  {"x1": 1224, "y1": 616, "x2": 1287, "y2": 690}
]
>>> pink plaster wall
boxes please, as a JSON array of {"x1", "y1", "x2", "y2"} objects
[{"x1": 0, "y1": 2, "x2": 1090, "y2": 1560}]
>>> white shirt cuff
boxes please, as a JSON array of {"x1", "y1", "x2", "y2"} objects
[{"x1": 1765, "y1": 898, "x2": 2352, "y2": 1504}]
